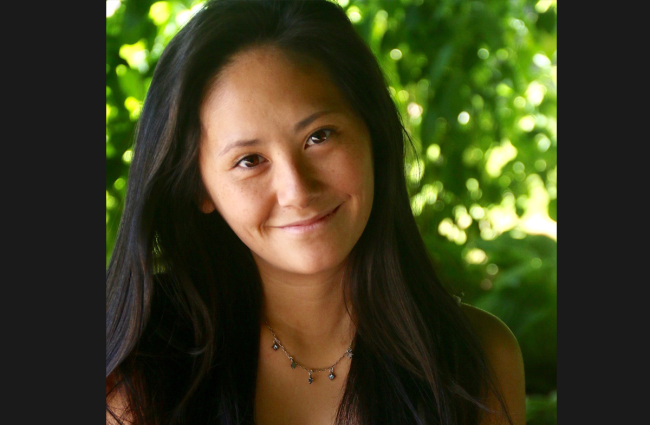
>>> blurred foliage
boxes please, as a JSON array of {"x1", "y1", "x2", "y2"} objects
[{"x1": 106, "y1": 0, "x2": 556, "y2": 422}]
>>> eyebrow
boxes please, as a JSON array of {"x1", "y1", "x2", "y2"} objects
[
  {"x1": 218, "y1": 110, "x2": 334, "y2": 157},
  {"x1": 294, "y1": 110, "x2": 333, "y2": 132},
  {"x1": 218, "y1": 138, "x2": 260, "y2": 157}
]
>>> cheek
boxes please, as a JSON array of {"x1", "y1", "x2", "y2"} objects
[
  {"x1": 359, "y1": 160, "x2": 375, "y2": 218},
  {"x1": 336, "y1": 143, "x2": 374, "y2": 205},
  {"x1": 212, "y1": 179, "x2": 271, "y2": 233}
]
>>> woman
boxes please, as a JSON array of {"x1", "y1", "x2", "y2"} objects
[{"x1": 106, "y1": 0, "x2": 525, "y2": 424}]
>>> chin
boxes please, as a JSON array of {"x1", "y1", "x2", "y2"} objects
[
  {"x1": 256, "y1": 248, "x2": 350, "y2": 277},
  {"x1": 290, "y1": 251, "x2": 349, "y2": 275}
]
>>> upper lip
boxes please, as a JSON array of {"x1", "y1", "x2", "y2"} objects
[{"x1": 278, "y1": 205, "x2": 339, "y2": 227}]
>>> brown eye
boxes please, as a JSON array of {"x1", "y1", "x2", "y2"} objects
[
  {"x1": 236, "y1": 154, "x2": 263, "y2": 168},
  {"x1": 306, "y1": 128, "x2": 333, "y2": 146}
]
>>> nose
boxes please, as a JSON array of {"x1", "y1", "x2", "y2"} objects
[{"x1": 274, "y1": 155, "x2": 320, "y2": 209}]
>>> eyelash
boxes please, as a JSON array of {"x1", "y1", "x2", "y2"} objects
[
  {"x1": 305, "y1": 128, "x2": 334, "y2": 147},
  {"x1": 234, "y1": 154, "x2": 265, "y2": 169},
  {"x1": 233, "y1": 127, "x2": 336, "y2": 169}
]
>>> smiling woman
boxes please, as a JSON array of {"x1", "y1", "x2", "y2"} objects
[
  {"x1": 198, "y1": 47, "x2": 374, "y2": 277},
  {"x1": 106, "y1": 1, "x2": 525, "y2": 424}
]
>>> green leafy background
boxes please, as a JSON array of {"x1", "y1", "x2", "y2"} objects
[{"x1": 106, "y1": 1, "x2": 557, "y2": 423}]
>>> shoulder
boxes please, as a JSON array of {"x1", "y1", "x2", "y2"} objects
[
  {"x1": 460, "y1": 304, "x2": 520, "y2": 360},
  {"x1": 106, "y1": 374, "x2": 133, "y2": 425},
  {"x1": 460, "y1": 304, "x2": 526, "y2": 425}
]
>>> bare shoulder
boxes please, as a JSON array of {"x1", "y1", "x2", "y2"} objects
[
  {"x1": 460, "y1": 304, "x2": 526, "y2": 425},
  {"x1": 106, "y1": 374, "x2": 133, "y2": 425},
  {"x1": 460, "y1": 304, "x2": 520, "y2": 358}
]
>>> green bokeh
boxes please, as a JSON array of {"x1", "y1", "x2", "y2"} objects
[{"x1": 106, "y1": 1, "x2": 557, "y2": 422}]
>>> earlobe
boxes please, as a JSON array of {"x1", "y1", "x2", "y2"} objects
[{"x1": 199, "y1": 196, "x2": 216, "y2": 214}]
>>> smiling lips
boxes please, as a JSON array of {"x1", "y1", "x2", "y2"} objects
[{"x1": 276, "y1": 205, "x2": 341, "y2": 233}]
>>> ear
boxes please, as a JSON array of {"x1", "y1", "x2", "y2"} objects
[{"x1": 199, "y1": 193, "x2": 216, "y2": 214}]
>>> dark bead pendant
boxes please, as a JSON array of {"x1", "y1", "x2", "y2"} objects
[
  {"x1": 272, "y1": 342, "x2": 279, "y2": 351},
  {"x1": 291, "y1": 360, "x2": 297, "y2": 369},
  {"x1": 308, "y1": 376, "x2": 313, "y2": 384},
  {"x1": 328, "y1": 372, "x2": 335, "y2": 380}
]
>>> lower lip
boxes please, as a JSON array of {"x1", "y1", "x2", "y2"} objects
[{"x1": 278, "y1": 205, "x2": 340, "y2": 234}]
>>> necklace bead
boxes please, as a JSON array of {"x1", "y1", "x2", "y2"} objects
[{"x1": 265, "y1": 321, "x2": 352, "y2": 385}]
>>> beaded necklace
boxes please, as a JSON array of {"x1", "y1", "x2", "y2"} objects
[{"x1": 264, "y1": 321, "x2": 353, "y2": 384}]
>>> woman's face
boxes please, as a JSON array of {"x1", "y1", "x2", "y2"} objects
[{"x1": 199, "y1": 47, "x2": 374, "y2": 277}]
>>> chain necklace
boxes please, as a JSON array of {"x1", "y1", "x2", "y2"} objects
[{"x1": 264, "y1": 321, "x2": 353, "y2": 385}]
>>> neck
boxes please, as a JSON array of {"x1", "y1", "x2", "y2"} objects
[{"x1": 256, "y1": 258, "x2": 355, "y2": 359}]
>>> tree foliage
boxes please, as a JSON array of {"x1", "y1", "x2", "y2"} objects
[{"x1": 106, "y1": 1, "x2": 557, "y2": 423}]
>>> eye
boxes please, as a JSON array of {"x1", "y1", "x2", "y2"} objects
[
  {"x1": 235, "y1": 154, "x2": 265, "y2": 169},
  {"x1": 306, "y1": 128, "x2": 333, "y2": 147}
]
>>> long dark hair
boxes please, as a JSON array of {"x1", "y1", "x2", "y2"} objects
[{"x1": 106, "y1": 1, "x2": 511, "y2": 424}]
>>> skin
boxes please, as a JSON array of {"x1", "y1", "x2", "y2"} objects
[
  {"x1": 462, "y1": 304, "x2": 527, "y2": 425},
  {"x1": 107, "y1": 46, "x2": 526, "y2": 425}
]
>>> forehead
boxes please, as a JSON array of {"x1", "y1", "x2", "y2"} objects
[{"x1": 200, "y1": 47, "x2": 351, "y2": 133}]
